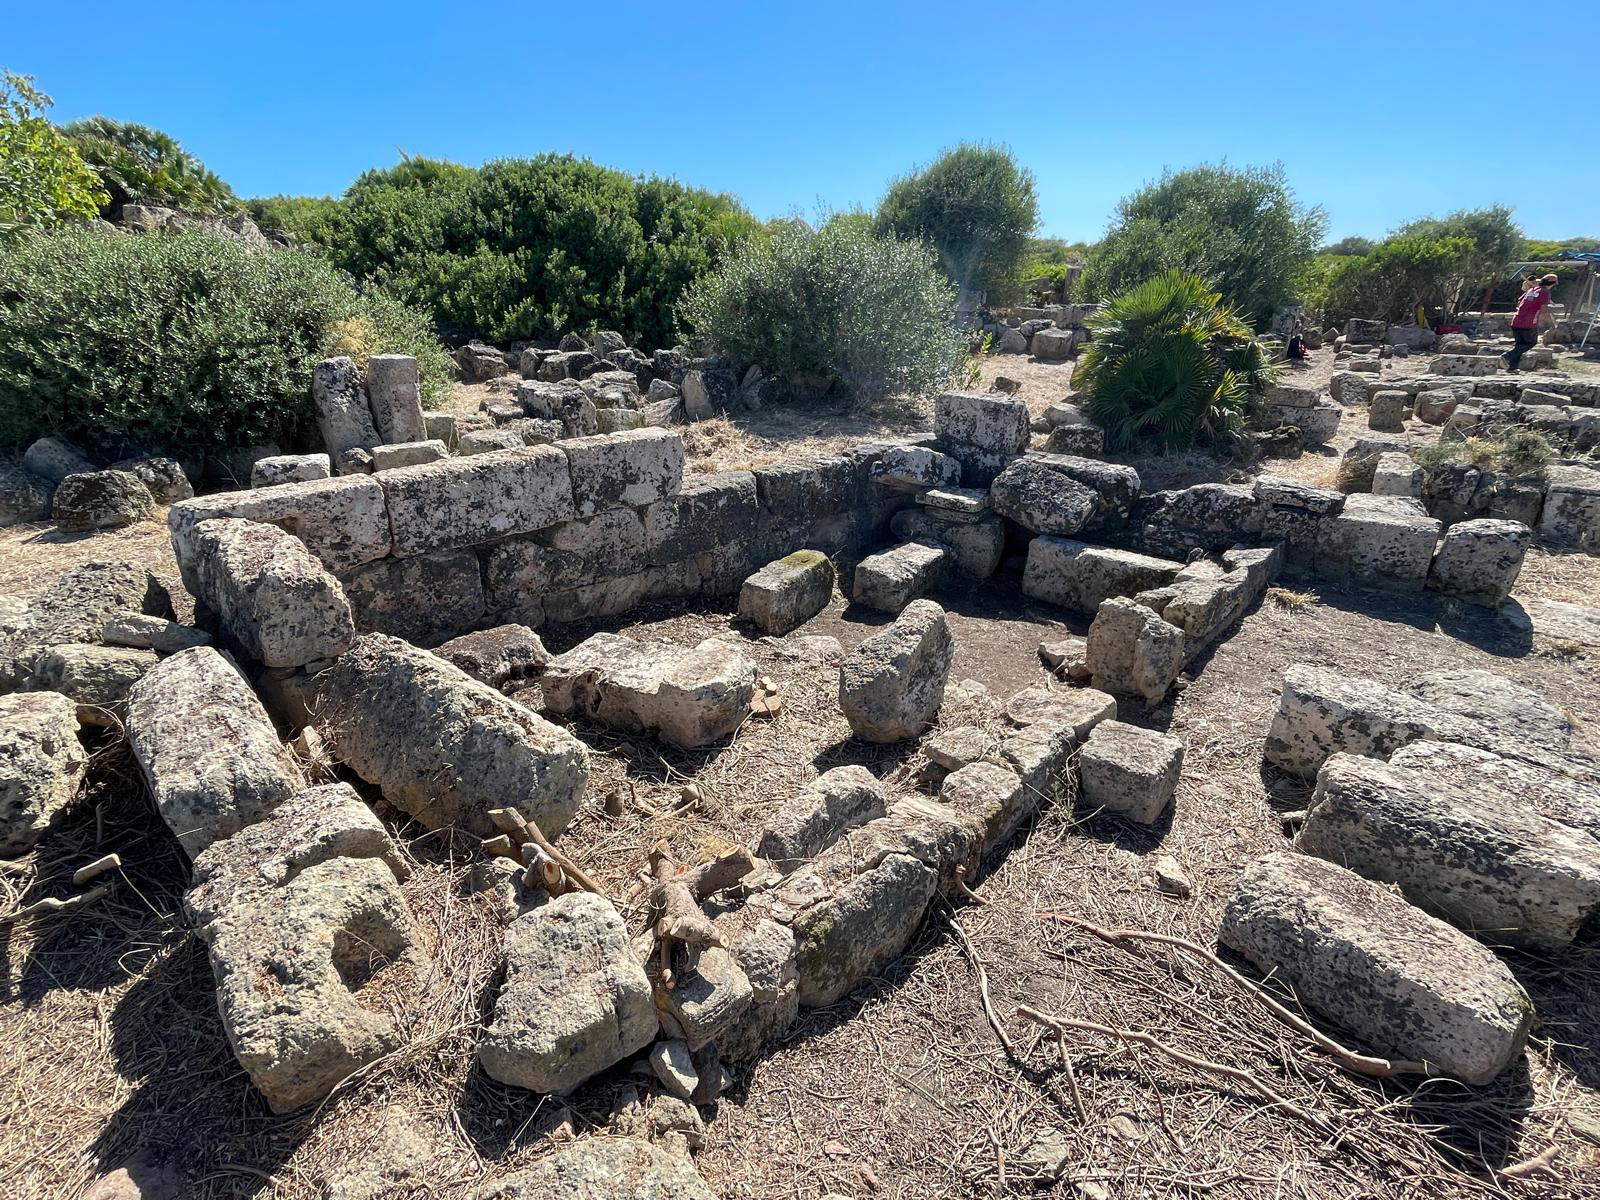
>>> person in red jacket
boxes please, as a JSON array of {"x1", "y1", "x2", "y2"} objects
[{"x1": 1504, "y1": 273, "x2": 1557, "y2": 372}]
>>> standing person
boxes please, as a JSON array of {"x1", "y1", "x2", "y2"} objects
[{"x1": 1504, "y1": 273, "x2": 1557, "y2": 372}]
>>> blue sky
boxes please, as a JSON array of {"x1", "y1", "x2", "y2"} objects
[{"x1": 9, "y1": 1, "x2": 1596, "y2": 242}]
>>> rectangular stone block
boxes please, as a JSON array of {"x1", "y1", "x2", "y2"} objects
[
  {"x1": 851, "y1": 542, "x2": 948, "y2": 612},
  {"x1": 170, "y1": 474, "x2": 392, "y2": 576},
  {"x1": 559, "y1": 428, "x2": 685, "y2": 517},
  {"x1": 366, "y1": 354, "x2": 427, "y2": 444},
  {"x1": 1315, "y1": 494, "x2": 1440, "y2": 589},
  {"x1": 379, "y1": 444, "x2": 575, "y2": 558},
  {"x1": 739, "y1": 550, "x2": 836, "y2": 634},
  {"x1": 370, "y1": 439, "x2": 448, "y2": 471},
  {"x1": 1022, "y1": 538, "x2": 1182, "y2": 613},
  {"x1": 337, "y1": 549, "x2": 486, "y2": 647},
  {"x1": 933, "y1": 391, "x2": 1030, "y2": 485}
]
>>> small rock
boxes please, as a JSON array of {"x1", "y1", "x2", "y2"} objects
[
  {"x1": 1153, "y1": 854, "x2": 1191, "y2": 897},
  {"x1": 649, "y1": 1038, "x2": 699, "y2": 1100},
  {"x1": 52, "y1": 470, "x2": 155, "y2": 531}
]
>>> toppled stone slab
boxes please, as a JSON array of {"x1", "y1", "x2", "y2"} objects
[
  {"x1": 313, "y1": 357, "x2": 381, "y2": 457},
  {"x1": 1085, "y1": 596, "x2": 1184, "y2": 705},
  {"x1": 1003, "y1": 684, "x2": 1117, "y2": 741},
  {"x1": 126, "y1": 646, "x2": 306, "y2": 857},
  {"x1": 1427, "y1": 520, "x2": 1528, "y2": 605},
  {"x1": 30, "y1": 644, "x2": 157, "y2": 726},
  {"x1": 543, "y1": 633, "x2": 757, "y2": 748},
  {"x1": 52, "y1": 470, "x2": 154, "y2": 531},
  {"x1": 170, "y1": 474, "x2": 392, "y2": 575},
  {"x1": 1390, "y1": 740, "x2": 1600, "y2": 844},
  {"x1": 0, "y1": 691, "x2": 86, "y2": 856},
  {"x1": 559, "y1": 428, "x2": 685, "y2": 517},
  {"x1": 0, "y1": 561, "x2": 171, "y2": 689},
  {"x1": 1220, "y1": 852, "x2": 1531, "y2": 1085},
  {"x1": 433, "y1": 624, "x2": 549, "y2": 692},
  {"x1": 1298, "y1": 753, "x2": 1600, "y2": 951},
  {"x1": 317, "y1": 634, "x2": 589, "y2": 837},
  {"x1": 185, "y1": 783, "x2": 418, "y2": 1112},
  {"x1": 1022, "y1": 538, "x2": 1182, "y2": 613},
  {"x1": 186, "y1": 518, "x2": 356, "y2": 667},
  {"x1": 739, "y1": 550, "x2": 835, "y2": 634},
  {"x1": 757, "y1": 765, "x2": 887, "y2": 870},
  {"x1": 990, "y1": 456, "x2": 1098, "y2": 535},
  {"x1": 851, "y1": 541, "x2": 948, "y2": 612},
  {"x1": 471, "y1": 1138, "x2": 715, "y2": 1200},
  {"x1": 1316, "y1": 494, "x2": 1441, "y2": 590},
  {"x1": 839, "y1": 599, "x2": 953, "y2": 742},
  {"x1": 251, "y1": 454, "x2": 331, "y2": 488},
  {"x1": 478, "y1": 891, "x2": 657, "y2": 1093},
  {"x1": 873, "y1": 444, "x2": 961, "y2": 491},
  {"x1": 1408, "y1": 668, "x2": 1571, "y2": 751},
  {"x1": 791, "y1": 848, "x2": 939, "y2": 1007},
  {"x1": 934, "y1": 391, "x2": 1030, "y2": 484},
  {"x1": 1263, "y1": 663, "x2": 1452, "y2": 778},
  {"x1": 378, "y1": 445, "x2": 575, "y2": 558},
  {"x1": 1080, "y1": 720, "x2": 1183, "y2": 824}
]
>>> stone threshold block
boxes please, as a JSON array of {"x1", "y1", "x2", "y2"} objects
[
  {"x1": 1298, "y1": 753, "x2": 1600, "y2": 952},
  {"x1": 851, "y1": 541, "x2": 948, "y2": 613},
  {"x1": 1220, "y1": 852, "x2": 1531, "y2": 1085},
  {"x1": 739, "y1": 550, "x2": 835, "y2": 634},
  {"x1": 542, "y1": 633, "x2": 757, "y2": 749},
  {"x1": 1079, "y1": 719, "x2": 1183, "y2": 824}
]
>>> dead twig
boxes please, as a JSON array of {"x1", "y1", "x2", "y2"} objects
[
  {"x1": 2, "y1": 882, "x2": 114, "y2": 926},
  {"x1": 486, "y1": 807, "x2": 604, "y2": 897},
  {"x1": 946, "y1": 907, "x2": 1017, "y2": 1061}
]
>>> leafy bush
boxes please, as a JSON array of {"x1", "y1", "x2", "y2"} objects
[
  {"x1": 1323, "y1": 235, "x2": 1375, "y2": 257},
  {"x1": 1391, "y1": 206, "x2": 1522, "y2": 313},
  {"x1": 275, "y1": 153, "x2": 764, "y2": 348},
  {"x1": 1316, "y1": 234, "x2": 1474, "y2": 324},
  {"x1": 874, "y1": 144, "x2": 1037, "y2": 298},
  {"x1": 0, "y1": 227, "x2": 451, "y2": 451},
  {"x1": 1073, "y1": 270, "x2": 1277, "y2": 452},
  {"x1": 679, "y1": 218, "x2": 964, "y2": 402},
  {"x1": 1414, "y1": 430, "x2": 1553, "y2": 479},
  {"x1": 0, "y1": 72, "x2": 107, "y2": 238},
  {"x1": 1082, "y1": 164, "x2": 1326, "y2": 328},
  {"x1": 63, "y1": 117, "x2": 238, "y2": 216},
  {"x1": 248, "y1": 194, "x2": 340, "y2": 245}
]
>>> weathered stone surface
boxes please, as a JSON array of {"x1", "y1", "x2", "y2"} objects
[
  {"x1": 52, "y1": 470, "x2": 154, "y2": 531},
  {"x1": 543, "y1": 633, "x2": 757, "y2": 748},
  {"x1": 312, "y1": 357, "x2": 381, "y2": 456},
  {"x1": 1298, "y1": 753, "x2": 1600, "y2": 952},
  {"x1": 370, "y1": 439, "x2": 448, "y2": 471},
  {"x1": 1263, "y1": 663, "x2": 1448, "y2": 778},
  {"x1": 170, "y1": 474, "x2": 392, "y2": 575},
  {"x1": 472, "y1": 1138, "x2": 715, "y2": 1200},
  {"x1": 378, "y1": 445, "x2": 575, "y2": 558},
  {"x1": 187, "y1": 519, "x2": 355, "y2": 667},
  {"x1": 934, "y1": 391, "x2": 1031, "y2": 484},
  {"x1": 873, "y1": 445, "x2": 961, "y2": 491},
  {"x1": 366, "y1": 354, "x2": 427, "y2": 445},
  {"x1": 792, "y1": 849, "x2": 938, "y2": 1007},
  {"x1": 940, "y1": 759, "x2": 1039, "y2": 849},
  {"x1": 23, "y1": 436, "x2": 94, "y2": 482},
  {"x1": 889, "y1": 511, "x2": 1004, "y2": 579},
  {"x1": 100, "y1": 612, "x2": 210, "y2": 654},
  {"x1": 1537, "y1": 464, "x2": 1600, "y2": 551},
  {"x1": 1414, "y1": 388, "x2": 1464, "y2": 425},
  {"x1": 1390, "y1": 740, "x2": 1600, "y2": 842},
  {"x1": 1085, "y1": 596, "x2": 1184, "y2": 705},
  {"x1": 1079, "y1": 720, "x2": 1183, "y2": 824},
  {"x1": 336, "y1": 447, "x2": 374, "y2": 475},
  {"x1": 1316, "y1": 494, "x2": 1440, "y2": 589},
  {"x1": 337, "y1": 549, "x2": 485, "y2": 647},
  {"x1": 918, "y1": 485, "x2": 991, "y2": 519},
  {"x1": 0, "y1": 691, "x2": 85, "y2": 856},
  {"x1": 317, "y1": 634, "x2": 589, "y2": 837},
  {"x1": 433, "y1": 624, "x2": 548, "y2": 692},
  {"x1": 1031, "y1": 326, "x2": 1077, "y2": 360},
  {"x1": 251, "y1": 454, "x2": 331, "y2": 488},
  {"x1": 1367, "y1": 390, "x2": 1410, "y2": 432},
  {"x1": 664, "y1": 943, "x2": 755, "y2": 1051},
  {"x1": 839, "y1": 599, "x2": 953, "y2": 743},
  {"x1": 186, "y1": 783, "x2": 418, "y2": 1113},
  {"x1": 0, "y1": 561, "x2": 170, "y2": 689},
  {"x1": 1372, "y1": 452, "x2": 1422, "y2": 498},
  {"x1": 990, "y1": 456, "x2": 1098, "y2": 535},
  {"x1": 1430, "y1": 354, "x2": 1500, "y2": 377},
  {"x1": 1137, "y1": 548, "x2": 1280, "y2": 654},
  {"x1": 1003, "y1": 684, "x2": 1117, "y2": 741},
  {"x1": 1252, "y1": 475, "x2": 1344, "y2": 515},
  {"x1": 851, "y1": 542, "x2": 947, "y2": 612},
  {"x1": 126, "y1": 646, "x2": 306, "y2": 857},
  {"x1": 1220, "y1": 852, "x2": 1531, "y2": 1085},
  {"x1": 0, "y1": 460, "x2": 52, "y2": 527},
  {"x1": 559, "y1": 428, "x2": 685, "y2": 517},
  {"x1": 30, "y1": 644, "x2": 156, "y2": 726},
  {"x1": 1022, "y1": 538, "x2": 1182, "y2": 613},
  {"x1": 110, "y1": 456, "x2": 192, "y2": 504},
  {"x1": 459, "y1": 428, "x2": 526, "y2": 455},
  {"x1": 739, "y1": 550, "x2": 835, "y2": 634},
  {"x1": 1428, "y1": 519, "x2": 1528, "y2": 605},
  {"x1": 1408, "y1": 669, "x2": 1571, "y2": 750},
  {"x1": 757, "y1": 764, "x2": 887, "y2": 870},
  {"x1": 478, "y1": 891, "x2": 657, "y2": 1094}
]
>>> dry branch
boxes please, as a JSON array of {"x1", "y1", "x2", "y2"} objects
[
  {"x1": 647, "y1": 841, "x2": 755, "y2": 990},
  {"x1": 486, "y1": 806, "x2": 604, "y2": 897},
  {"x1": 2, "y1": 882, "x2": 114, "y2": 926}
]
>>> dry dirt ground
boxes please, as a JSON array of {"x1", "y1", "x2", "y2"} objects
[{"x1": 4, "y1": 346, "x2": 1600, "y2": 1199}]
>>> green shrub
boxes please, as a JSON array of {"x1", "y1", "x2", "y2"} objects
[
  {"x1": 679, "y1": 218, "x2": 964, "y2": 402},
  {"x1": 62, "y1": 117, "x2": 238, "y2": 216},
  {"x1": 0, "y1": 72, "x2": 108, "y2": 238},
  {"x1": 1073, "y1": 270, "x2": 1278, "y2": 452},
  {"x1": 1392, "y1": 206, "x2": 1521, "y2": 313},
  {"x1": 0, "y1": 227, "x2": 451, "y2": 451},
  {"x1": 247, "y1": 194, "x2": 340, "y2": 245},
  {"x1": 1317, "y1": 234, "x2": 1474, "y2": 325},
  {"x1": 1413, "y1": 429, "x2": 1553, "y2": 479},
  {"x1": 1082, "y1": 164, "x2": 1326, "y2": 328},
  {"x1": 1323, "y1": 235, "x2": 1375, "y2": 257},
  {"x1": 874, "y1": 143, "x2": 1038, "y2": 298}
]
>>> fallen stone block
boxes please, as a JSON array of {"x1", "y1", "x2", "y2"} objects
[
  {"x1": 378, "y1": 445, "x2": 575, "y2": 558},
  {"x1": 23, "y1": 436, "x2": 94, "y2": 482},
  {"x1": 1079, "y1": 720, "x2": 1183, "y2": 824},
  {"x1": 100, "y1": 613, "x2": 209, "y2": 654},
  {"x1": 1003, "y1": 684, "x2": 1117, "y2": 741},
  {"x1": 889, "y1": 510, "x2": 1004, "y2": 578},
  {"x1": 1085, "y1": 596, "x2": 1184, "y2": 705},
  {"x1": 370, "y1": 439, "x2": 449, "y2": 471},
  {"x1": 1138, "y1": 549, "x2": 1279, "y2": 655},
  {"x1": 1390, "y1": 740, "x2": 1600, "y2": 842},
  {"x1": 1316, "y1": 494, "x2": 1440, "y2": 590},
  {"x1": 1220, "y1": 852, "x2": 1531, "y2": 1085},
  {"x1": 313, "y1": 357, "x2": 381, "y2": 457},
  {"x1": 170, "y1": 474, "x2": 392, "y2": 575},
  {"x1": 1409, "y1": 668, "x2": 1571, "y2": 750},
  {"x1": 1367, "y1": 390, "x2": 1410, "y2": 432},
  {"x1": 851, "y1": 541, "x2": 948, "y2": 612},
  {"x1": 714, "y1": 913, "x2": 799, "y2": 1062},
  {"x1": 1537, "y1": 464, "x2": 1600, "y2": 551},
  {"x1": 478, "y1": 891, "x2": 657, "y2": 1093},
  {"x1": 126, "y1": 646, "x2": 306, "y2": 857},
  {"x1": 925, "y1": 724, "x2": 990, "y2": 771},
  {"x1": 365, "y1": 354, "x2": 427, "y2": 445},
  {"x1": 995, "y1": 719, "x2": 1078, "y2": 811},
  {"x1": 939, "y1": 760, "x2": 1038, "y2": 850},
  {"x1": 336, "y1": 548, "x2": 485, "y2": 647},
  {"x1": 739, "y1": 550, "x2": 835, "y2": 634},
  {"x1": 1371, "y1": 452, "x2": 1421, "y2": 498},
  {"x1": 1022, "y1": 537, "x2": 1182, "y2": 613},
  {"x1": 0, "y1": 561, "x2": 171, "y2": 689},
  {"x1": 432, "y1": 624, "x2": 548, "y2": 693},
  {"x1": 0, "y1": 460, "x2": 52, "y2": 527},
  {"x1": 1252, "y1": 475, "x2": 1344, "y2": 515},
  {"x1": 186, "y1": 518, "x2": 356, "y2": 667},
  {"x1": 0, "y1": 692, "x2": 86, "y2": 857},
  {"x1": 990, "y1": 455, "x2": 1099, "y2": 535},
  {"x1": 839, "y1": 598, "x2": 953, "y2": 743},
  {"x1": 917, "y1": 485, "x2": 991, "y2": 520},
  {"x1": 559, "y1": 428, "x2": 685, "y2": 517},
  {"x1": 251, "y1": 453, "x2": 331, "y2": 488},
  {"x1": 30, "y1": 643, "x2": 156, "y2": 726},
  {"x1": 52, "y1": 470, "x2": 154, "y2": 531},
  {"x1": 1414, "y1": 389, "x2": 1463, "y2": 425},
  {"x1": 1428, "y1": 519, "x2": 1528, "y2": 605},
  {"x1": 1031, "y1": 326, "x2": 1077, "y2": 360},
  {"x1": 458, "y1": 428, "x2": 524, "y2": 455},
  {"x1": 873, "y1": 444, "x2": 961, "y2": 491},
  {"x1": 1430, "y1": 354, "x2": 1500, "y2": 377},
  {"x1": 471, "y1": 1138, "x2": 715, "y2": 1200},
  {"x1": 791, "y1": 849, "x2": 938, "y2": 1007},
  {"x1": 1298, "y1": 753, "x2": 1600, "y2": 951},
  {"x1": 757, "y1": 765, "x2": 887, "y2": 871},
  {"x1": 542, "y1": 633, "x2": 757, "y2": 749},
  {"x1": 1263, "y1": 663, "x2": 1452, "y2": 778},
  {"x1": 317, "y1": 634, "x2": 589, "y2": 837},
  {"x1": 934, "y1": 391, "x2": 1030, "y2": 484},
  {"x1": 1043, "y1": 423, "x2": 1106, "y2": 455}
]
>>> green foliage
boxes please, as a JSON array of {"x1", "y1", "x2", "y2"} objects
[
  {"x1": 1073, "y1": 270, "x2": 1277, "y2": 452},
  {"x1": 1017, "y1": 236, "x2": 1095, "y2": 299},
  {"x1": 0, "y1": 72, "x2": 108, "y2": 239},
  {"x1": 247, "y1": 194, "x2": 340, "y2": 244},
  {"x1": 1522, "y1": 236, "x2": 1600, "y2": 258},
  {"x1": 680, "y1": 219, "x2": 964, "y2": 402},
  {"x1": 1392, "y1": 206, "x2": 1522, "y2": 312},
  {"x1": 1316, "y1": 234, "x2": 1474, "y2": 324},
  {"x1": 63, "y1": 116, "x2": 238, "y2": 216},
  {"x1": 1413, "y1": 429, "x2": 1553, "y2": 479},
  {"x1": 1323, "y1": 235, "x2": 1375, "y2": 257},
  {"x1": 873, "y1": 143, "x2": 1038, "y2": 297},
  {"x1": 279, "y1": 153, "x2": 763, "y2": 348},
  {"x1": 1082, "y1": 163, "x2": 1326, "y2": 328},
  {"x1": 0, "y1": 226, "x2": 451, "y2": 451}
]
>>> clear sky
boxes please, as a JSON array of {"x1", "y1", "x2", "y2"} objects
[{"x1": 8, "y1": 1, "x2": 1596, "y2": 243}]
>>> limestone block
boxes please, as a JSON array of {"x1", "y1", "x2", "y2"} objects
[
  {"x1": 365, "y1": 354, "x2": 427, "y2": 444},
  {"x1": 52, "y1": 470, "x2": 154, "y2": 531},
  {"x1": 1537, "y1": 464, "x2": 1600, "y2": 550},
  {"x1": 559, "y1": 428, "x2": 685, "y2": 517},
  {"x1": 312, "y1": 357, "x2": 381, "y2": 456},
  {"x1": 1367, "y1": 390, "x2": 1410, "y2": 432},
  {"x1": 939, "y1": 760, "x2": 1036, "y2": 850},
  {"x1": 757, "y1": 764, "x2": 887, "y2": 870},
  {"x1": 370, "y1": 439, "x2": 448, "y2": 471},
  {"x1": 839, "y1": 599, "x2": 953, "y2": 743},
  {"x1": 432, "y1": 624, "x2": 549, "y2": 693},
  {"x1": 1220, "y1": 852, "x2": 1531, "y2": 1085},
  {"x1": 1079, "y1": 720, "x2": 1183, "y2": 824},
  {"x1": 990, "y1": 456, "x2": 1097, "y2": 535},
  {"x1": 251, "y1": 454, "x2": 331, "y2": 488},
  {"x1": 1429, "y1": 354, "x2": 1500, "y2": 376},
  {"x1": 1371, "y1": 452, "x2": 1422, "y2": 498},
  {"x1": 1044, "y1": 423, "x2": 1106, "y2": 455},
  {"x1": 478, "y1": 891, "x2": 657, "y2": 1093},
  {"x1": 1414, "y1": 389, "x2": 1463, "y2": 424},
  {"x1": 995, "y1": 719, "x2": 1077, "y2": 814},
  {"x1": 459, "y1": 429, "x2": 525, "y2": 455},
  {"x1": 0, "y1": 460, "x2": 51, "y2": 527},
  {"x1": 1390, "y1": 740, "x2": 1600, "y2": 842},
  {"x1": 1252, "y1": 475, "x2": 1344, "y2": 514},
  {"x1": 1003, "y1": 684, "x2": 1117, "y2": 741},
  {"x1": 1316, "y1": 494, "x2": 1441, "y2": 589},
  {"x1": 1428, "y1": 519, "x2": 1528, "y2": 605},
  {"x1": 1031, "y1": 326, "x2": 1077, "y2": 360},
  {"x1": 378, "y1": 445, "x2": 575, "y2": 558},
  {"x1": 873, "y1": 444, "x2": 961, "y2": 491},
  {"x1": 1408, "y1": 669, "x2": 1571, "y2": 750},
  {"x1": 739, "y1": 550, "x2": 835, "y2": 634},
  {"x1": 1085, "y1": 596, "x2": 1184, "y2": 705},
  {"x1": 126, "y1": 646, "x2": 306, "y2": 857},
  {"x1": 100, "y1": 612, "x2": 210, "y2": 654},
  {"x1": 0, "y1": 692, "x2": 86, "y2": 857},
  {"x1": 30, "y1": 644, "x2": 156, "y2": 727},
  {"x1": 1263, "y1": 663, "x2": 1452, "y2": 778},
  {"x1": 662, "y1": 944, "x2": 754, "y2": 1051},
  {"x1": 934, "y1": 391, "x2": 1030, "y2": 484},
  {"x1": 23, "y1": 436, "x2": 94, "y2": 481},
  {"x1": 0, "y1": 561, "x2": 171, "y2": 689},
  {"x1": 316, "y1": 634, "x2": 589, "y2": 837},
  {"x1": 918, "y1": 486, "x2": 991, "y2": 520},
  {"x1": 1022, "y1": 537, "x2": 1182, "y2": 613},
  {"x1": 337, "y1": 548, "x2": 485, "y2": 647},
  {"x1": 170, "y1": 474, "x2": 392, "y2": 575},
  {"x1": 851, "y1": 542, "x2": 948, "y2": 612},
  {"x1": 1298, "y1": 753, "x2": 1600, "y2": 952},
  {"x1": 889, "y1": 511, "x2": 1004, "y2": 579},
  {"x1": 791, "y1": 850, "x2": 938, "y2": 1007}
]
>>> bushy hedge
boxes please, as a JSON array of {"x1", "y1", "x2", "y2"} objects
[
  {"x1": 0, "y1": 227, "x2": 452, "y2": 451},
  {"x1": 680, "y1": 217, "x2": 964, "y2": 401},
  {"x1": 262, "y1": 154, "x2": 764, "y2": 348},
  {"x1": 1311, "y1": 235, "x2": 1474, "y2": 324}
]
